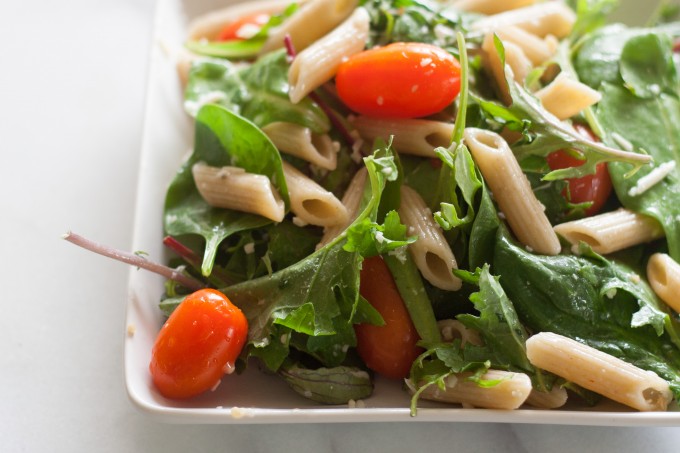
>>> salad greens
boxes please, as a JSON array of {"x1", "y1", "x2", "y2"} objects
[{"x1": 150, "y1": 0, "x2": 680, "y2": 411}]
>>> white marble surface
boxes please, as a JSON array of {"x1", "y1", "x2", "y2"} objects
[{"x1": 1, "y1": 0, "x2": 679, "y2": 451}]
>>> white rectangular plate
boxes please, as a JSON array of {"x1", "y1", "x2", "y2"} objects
[{"x1": 124, "y1": 0, "x2": 680, "y2": 425}]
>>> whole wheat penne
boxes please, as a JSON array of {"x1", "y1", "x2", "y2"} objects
[
  {"x1": 647, "y1": 253, "x2": 680, "y2": 313},
  {"x1": 261, "y1": 0, "x2": 358, "y2": 54},
  {"x1": 526, "y1": 332, "x2": 672, "y2": 411},
  {"x1": 186, "y1": 0, "x2": 296, "y2": 42},
  {"x1": 471, "y1": 1, "x2": 576, "y2": 38},
  {"x1": 410, "y1": 370, "x2": 532, "y2": 409},
  {"x1": 535, "y1": 73, "x2": 602, "y2": 120},
  {"x1": 399, "y1": 185, "x2": 462, "y2": 291},
  {"x1": 351, "y1": 116, "x2": 454, "y2": 158},
  {"x1": 317, "y1": 167, "x2": 367, "y2": 248},
  {"x1": 437, "y1": 319, "x2": 483, "y2": 346},
  {"x1": 553, "y1": 208, "x2": 665, "y2": 255},
  {"x1": 482, "y1": 32, "x2": 532, "y2": 104},
  {"x1": 464, "y1": 128, "x2": 561, "y2": 256},
  {"x1": 288, "y1": 7, "x2": 369, "y2": 103},
  {"x1": 192, "y1": 162, "x2": 285, "y2": 222},
  {"x1": 525, "y1": 386, "x2": 568, "y2": 409},
  {"x1": 262, "y1": 122, "x2": 338, "y2": 170},
  {"x1": 493, "y1": 25, "x2": 555, "y2": 66},
  {"x1": 282, "y1": 161, "x2": 349, "y2": 227},
  {"x1": 453, "y1": 0, "x2": 537, "y2": 15}
]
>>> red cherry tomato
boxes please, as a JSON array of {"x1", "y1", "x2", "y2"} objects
[
  {"x1": 149, "y1": 288, "x2": 248, "y2": 399},
  {"x1": 335, "y1": 42, "x2": 461, "y2": 119},
  {"x1": 217, "y1": 13, "x2": 270, "y2": 41},
  {"x1": 355, "y1": 256, "x2": 422, "y2": 379},
  {"x1": 546, "y1": 124, "x2": 613, "y2": 216}
]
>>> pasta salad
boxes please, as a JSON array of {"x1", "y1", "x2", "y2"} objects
[{"x1": 103, "y1": 0, "x2": 680, "y2": 413}]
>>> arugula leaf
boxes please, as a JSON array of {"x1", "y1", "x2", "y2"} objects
[
  {"x1": 344, "y1": 211, "x2": 416, "y2": 258},
  {"x1": 164, "y1": 104, "x2": 288, "y2": 276},
  {"x1": 185, "y1": 50, "x2": 330, "y2": 133},
  {"x1": 184, "y1": 3, "x2": 299, "y2": 59},
  {"x1": 493, "y1": 228, "x2": 680, "y2": 398}
]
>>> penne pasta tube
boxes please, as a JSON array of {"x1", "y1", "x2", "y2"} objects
[
  {"x1": 399, "y1": 185, "x2": 462, "y2": 291},
  {"x1": 553, "y1": 208, "x2": 665, "y2": 255},
  {"x1": 261, "y1": 0, "x2": 359, "y2": 54},
  {"x1": 317, "y1": 167, "x2": 367, "y2": 248},
  {"x1": 535, "y1": 73, "x2": 602, "y2": 120},
  {"x1": 493, "y1": 26, "x2": 555, "y2": 66},
  {"x1": 526, "y1": 332, "x2": 672, "y2": 412},
  {"x1": 437, "y1": 319, "x2": 483, "y2": 346},
  {"x1": 481, "y1": 32, "x2": 532, "y2": 104},
  {"x1": 351, "y1": 116, "x2": 454, "y2": 158},
  {"x1": 282, "y1": 161, "x2": 349, "y2": 227},
  {"x1": 471, "y1": 1, "x2": 576, "y2": 39},
  {"x1": 186, "y1": 0, "x2": 296, "y2": 41},
  {"x1": 288, "y1": 7, "x2": 369, "y2": 103},
  {"x1": 410, "y1": 370, "x2": 533, "y2": 410},
  {"x1": 525, "y1": 386, "x2": 568, "y2": 409},
  {"x1": 647, "y1": 253, "x2": 680, "y2": 313},
  {"x1": 262, "y1": 122, "x2": 338, "y2": 170},
  {"x1": 452, "y1": 0, "x2": 537, "y2": 15},
  {"x1": 464, "y1": 128, "x2": 561, "y2": 256},
  {"x1": 192, "y1": 162, "x2": 285, "y2": 222}
]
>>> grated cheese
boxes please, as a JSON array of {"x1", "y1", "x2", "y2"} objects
[{"x1": 628, "y1": 161, "x2": 676, "y2": 197}]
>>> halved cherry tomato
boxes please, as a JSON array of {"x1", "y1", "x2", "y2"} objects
[
  {"x1": 335, "y1": 42, "x2": 461, "y2": 119},
  {"x1": 149, "y1": 288, "x2": 248, "y2": 399},
  {"x1": 546, "y1": 124, "x2": 613, "y2": 216},
  {"x1": 354, "y1": 256, "x2": 422, "y2": 379},
  {"x1": 217, "y1": 12, "x2": 270, "y2": 41}
]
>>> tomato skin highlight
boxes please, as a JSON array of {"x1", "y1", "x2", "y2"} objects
[
  {"x1": 217, "y1": 13, "x2": 270, "y2": 41},
  {"x1": 355, "y1": 256, "x2": 422, "y2": 379},
  {"x1": 546, "y1": 124, "x2": 613, "y2": 216},
  {"x1": 149, "y1": 288, "x2": 248, "y2": 399},
  {"x1": 335, "y1": 42, "x2": 461, "y2": 119}
]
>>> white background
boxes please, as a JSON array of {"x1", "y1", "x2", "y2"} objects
[{"x1": 1, "y1": 0, "x2": 679, "y2": 451}]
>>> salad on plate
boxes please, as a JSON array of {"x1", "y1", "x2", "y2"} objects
[{"x1": 68, "y1": 0, "x2": 680, "y2": 415}]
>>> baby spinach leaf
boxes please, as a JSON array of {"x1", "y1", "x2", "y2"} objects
[
  {"x1": 185, "y1": 50, "x2": 330, "y2": 133},
  {"x1": 164, "y1": 104, "x2": 288, "y2": 276},
  {"x1": 278, "y1": 363, "x2": 373, "y2": 404},
  {"x1": 493, "y1": 229, "x2": 680, "y2": 398}
]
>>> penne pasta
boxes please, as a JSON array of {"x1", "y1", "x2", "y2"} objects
[
  {"x1": 647, "y1": 253, "x2": 680, "y2": 313},
  {"x1": 261, "y1": 0, "x2": 359, "y2": 54},
  {"x1": 535, "y1": 73, "x2": 602, "y2": 120},
  {"x1": 288, "y1": 7, "x2": 369, "y2": 103},
  {"x1": 282, "y1": 161, "x2": 349, "y2": 227},
  {"x1": 553, "y1": 208, "x2": 665, "y2": 255},
  {"x1": 481, "y1": 32, "x2": 532, "y2": 104},
  {"x1": 192, "y1": 162, "x2": 285, "y2": 222},
  {"x1": 452, "y1": 0, "x2": 537, "y2": 16},
  {"x1": 186, "y1": 0, "x2": 297, "y2": 41},
  {"x1": 351, "y1": 116, "x2": 454, "y2": 158},
  {"x1": 262, "y1": 122, "x2": 338, "y2": 170},
  {"x1": 317, "y1": 167, "x2": 367, "y2": 248},
  {"x1": 526, "y1": 332, "x2": 673, "y2": 411},
  {"x1": 464, "y1": 128, "x2": 561, "y2": 256},
  {"x1": 437, "y1": 319, "x2": 483, "y2": 346},
  {"x1": 410, "y1": 369, "x2": 533, "y2": 410},
  {"x1": 470, "y1": 1, "x2": 576, "y2": 39},
  {"x1": 525, "y1": 386, "x2": 568, "y2": 409},
  {"x1": 399, "y1": 185, "x2": 462, "y2": 291},
  {"x1": 493, "y1": 25, "x2": 555, "y2": 66}
]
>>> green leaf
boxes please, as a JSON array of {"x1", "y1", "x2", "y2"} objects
[
  {"x1": 343, "y1": 211, "x2": 416, "y2": 258},
  {"x1": 185, "y1": 50, "x2": 330, "y2": 133},
  {"x1": 164, "y1": 104, "x2": 288, "y2": 276},
  {"x1": 279, "y1": 363, "x2": 373, "y2": 404},
  {"x1": 619, "y1": 33, "x2": 676, "y2": 98}
]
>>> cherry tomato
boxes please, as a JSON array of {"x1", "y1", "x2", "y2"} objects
[
  {"x1": 354, "y1": 256, "x2": 422, "y2": 379},
  {"x1": 149, "y1": 288, "x2": 248, "y2": 399},
  {"x1": 546, "y1": 124, "x2": 613, "y2": 216},
  {"x1": 217, "y1": 13, "x2": 270, "y2": 41},
  {"x1": 335, "y1": 42, "x2": 461, "y2": 119}
]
